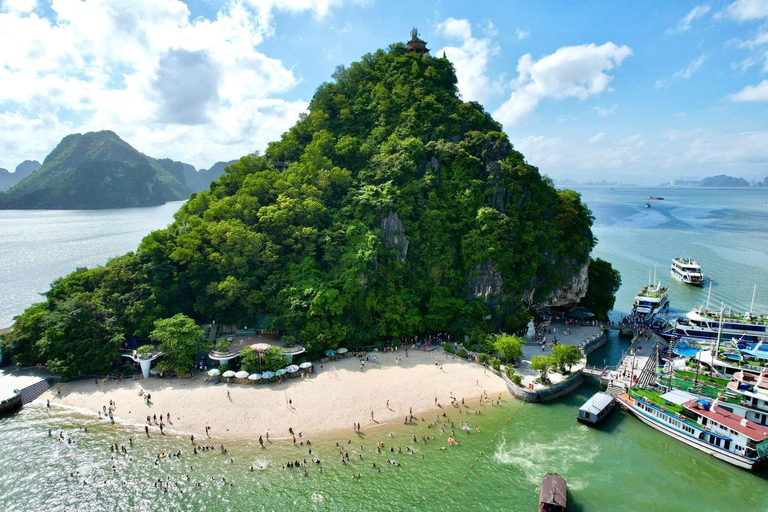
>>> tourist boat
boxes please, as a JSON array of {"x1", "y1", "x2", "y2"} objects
[
  {"x1": 538, "y1": 473, "x2": 567, "y2": 512},
  {"x1": 0, "y1": 389, "x2": 21, "y2": 414},
  {"x1": 632, "y1": 282, "x2": 670, "y2": 321},
  {"x1": 617, "y1": 391, "x2": 768, "y2": 470},
  {"x1": 670, "y1": 258, "x2": 704, "y2": 286},
  {"x1": 662, "y1": 307, "x2": 768, "y2": 343},
  {"x1": 577, "y1": 392, "x2": 615, "y2": 425},
  {"x1": 644, "y1": 202, "x2": 651, "y2": 208},
  {"x1": 648, "y1": 196, "x2": 664, "y2": 200}
]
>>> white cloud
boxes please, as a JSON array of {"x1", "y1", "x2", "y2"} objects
[
  {"x1": 596, "y1": 104, "x2": 619, "y2": 117},
  {"x1": 730, "y1": 79, "x2": 768, "y2": 101},
  {"x1": 666, "y1": 5, "x2": 711, "y2": 34},
  {"x1": 673, "y1": 54, "x2": 710, "y2": 79},
  {"x1": 493, "y1": 42, "x2": 632, "y2": 126},
  {"x1": 516, "y1": 28, "x2": 530, "y2": 40},
  {"x1": 655, "y1": 78, "x2": 668, "y2": 89},
  {"x1": 437, "y1": 18, "x2": 502, "y2": 104},
  {"x1": 513, "y1": 129, "x2": 768, "y2": 182},
  {"x1": 721, "y1": 0, "x2": 768, "y2": 21},
  {"x1": 588, "y1": 132, "x2": 605, "y2": 144},
  {"x1": 0, "y1": 0, "x2": 357, "y2": 171}
]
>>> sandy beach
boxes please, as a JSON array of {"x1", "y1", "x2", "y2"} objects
[{"x1": 40, "y1": 349, "x2": 508, "y2": 441}]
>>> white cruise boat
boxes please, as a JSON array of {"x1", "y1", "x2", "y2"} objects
[
  {"x1": 727, "y1": 370, "x2": 768, "y2": 425},
  {"x1": 631, "y1": 282, "x2": 669, "y2": 321},
  {"x1": 663, "y1": 307, "x2": 768, "y2": 343},
  {"x1": 618, "y1": 391, "x2": 768, "y2": 470},
  {"x1": 670, "y1": 258, "x2": 704, "y2": 286}
]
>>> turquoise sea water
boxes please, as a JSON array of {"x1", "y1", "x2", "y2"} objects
[{"x1": 1, "y1": 188, "x2": 768, "y2": 510}]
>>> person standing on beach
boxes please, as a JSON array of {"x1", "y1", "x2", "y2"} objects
[
  {"x1": 227, "y1": 390, "x2": 231, "y2": 400},
  {"x1": 371, "y1": 411, "x2": 374, "y2": 421}
]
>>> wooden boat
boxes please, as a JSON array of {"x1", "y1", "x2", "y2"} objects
[
  {"x1": 539, "y1": 473, "x2": 567, "y2": 512},
  {"x1": 648, "y1": 196, "x2": 664, "y2": 200}
]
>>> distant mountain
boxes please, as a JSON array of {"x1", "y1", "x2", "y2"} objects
[
  {"x1": 0, "y1": 131, "x2": 191, "y2": 209},
  {"x1": 700, "y1": 174, "x2": 749, "y2": 187},
  {"x1": 184, "y1": 160, "x2": 237, "y2": 193},
  {"x1": 0, "y1": 160, "x2": 41, "y2": 191}
]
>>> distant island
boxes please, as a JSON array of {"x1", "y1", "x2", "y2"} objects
[
  {"x1": 556, "y1": 174, "x2": 765, "y2": 188},
  {"x1": 0, "y1": 160, "x2": 41, "y2": 191},
  {"x1": 0, "y1": 131, "x2": 235, "y2": 209}
]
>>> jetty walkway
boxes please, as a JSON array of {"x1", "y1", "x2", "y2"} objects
[{"x1": 587, "y1": 329, "x2": 668, "y2": 396}]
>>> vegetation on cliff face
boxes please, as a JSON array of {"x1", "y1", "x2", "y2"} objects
[
  {"x1": 0, "y1": 131, "x2": 191, "y2": 209},
  {"x1": 577, "y1": 258, "x2": 621, "y2": 320},
  {"x1": 2, "y1": 43, "x2": 615, "y2": 374}
]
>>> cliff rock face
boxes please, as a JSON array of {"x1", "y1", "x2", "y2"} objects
[
  {"x1": 527, "y1": 259, "x2": 590, "y2": 308},
  {"x1": 468, "y1": 262, "x2": 504, "y2": 301},
  {"x1": 380, "y1": 210, "x2": 409, "y2": 263}
]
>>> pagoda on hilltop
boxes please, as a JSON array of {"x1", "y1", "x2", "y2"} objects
[{"x1": 406, "y1": 27, "x2": 429, "y2": 54}]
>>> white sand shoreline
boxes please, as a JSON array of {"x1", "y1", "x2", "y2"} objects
[{"x1": 40, "y1": 349, "x2": 508, "y2": 442}]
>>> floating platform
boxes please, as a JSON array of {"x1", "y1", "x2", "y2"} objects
[{"x1": 577, "y1": 392, "x2": 616, "y2": 425}]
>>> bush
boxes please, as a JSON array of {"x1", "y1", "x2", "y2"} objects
[
  {"x1": 457, "y1": 349, "x2": 468, "y2": 359},
  {"x1": 136, "y1": 345, "x2": 153, "y2": 358},
  {"x1": 505, "y1": 366, "x2": 514, "y2": 378},
  {"x1": 490, "y1": 358, "x2": 501, "y2": 371},
  {"x1": 478, "y1": 352, "x2": 489, "y2": 364},
  {"x1": 219, "y1": 363, "x2": 230, "y2": 373},
  {"x1": 510, "y1": 374, "x2": 523, "y2": 387},
  {"x1": 443, "y1": 343, "x2": 455, "y2": 354}
]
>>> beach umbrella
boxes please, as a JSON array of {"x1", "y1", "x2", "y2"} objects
[
  {"x1": 248, "y1": 373, "x2": 262, "y2": 381},
  {"x1": 261, "y1": 371, "x2": 275, "y2": 379},
  {"x1": 250, "y1": 343, "x2": 271, "y2": 352},
  {"x1": 207, "y1": 369, "x2": 221, "y2": 377},
  {"x1": 285, "y1": 365, "x2": 300, "y2": 373},
  {"x1": 299, "y1": 362, "x2": 313, "y2": 369},
  {"x1": 222, "y1": 370, "x2": 236, "y2": 378},
  {"x1": 235, "y1": 371, "x2": 249, "y2": 379},
  {"x1": 325, "y1": 349, "x2": 337, "y2": 357},
  {"x1": 337, "y1": 348, "x2": 348, "y2": 354},
  {"x1": 275, "y1": 369, "x2": 287, "y2": 376}
]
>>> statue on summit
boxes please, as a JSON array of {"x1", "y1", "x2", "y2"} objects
[{"x1": 411, "y1": 27, "x2": 418, "y2": 39}]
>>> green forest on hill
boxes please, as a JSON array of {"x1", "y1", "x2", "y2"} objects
[{"x1": 1, "y1": 42, "x2": 618, "y2": 377}]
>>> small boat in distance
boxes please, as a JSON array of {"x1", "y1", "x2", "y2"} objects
[
  {"x1": 539, "y1": 473, "x2": 567, "y2": 512},
  {"x1": 577, "y1": 392, "x2": 615, "y2": 425},
  {"x1": 670, "y1": 258, "x2": 704, "y2": 286},
  {"x1": 644, "y1": 202, "x2": 651, "y2": 208},
  {"x1": 648, "y1": 196, "x2": 664, "y2": 200}
]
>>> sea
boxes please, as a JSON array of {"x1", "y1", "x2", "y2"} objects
[{"x1": 1, "y1": 188, "x2": 768, "y2": 511}]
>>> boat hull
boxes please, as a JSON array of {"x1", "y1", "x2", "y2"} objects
[
  {"x1": 617, "y1": 395, "x2": 759, "y2": 470},
  {"x1": 0, "y1": 393, "x2": 22, "y2": 414}
]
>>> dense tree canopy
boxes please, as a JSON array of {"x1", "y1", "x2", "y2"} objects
[
  {"x1": 578, "y1": 258, "x2": 622, "y2": 320},
  {"x1": 150, "y1": 313, "x2": 203, "y2": 374},
  {"x1": 1, "y1": 42, "x2": 619, "y2": 374}
]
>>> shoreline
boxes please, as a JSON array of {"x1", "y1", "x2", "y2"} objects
[{"x1": 40, "y1": 349, "x2": 508, "y2": 442}]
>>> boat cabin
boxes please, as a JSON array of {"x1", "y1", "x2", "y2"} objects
[
  {"x1": 578, "y1": 392, "x2": 615, "y2": 425},
  {"x1": 539, "y1": 473, "x2": 567, "y2": 512}
]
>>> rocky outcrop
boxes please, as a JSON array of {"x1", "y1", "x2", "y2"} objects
[
  {"x1": 528, "y1": 259, "x2": 590, "y2": 308},
  {"x1": 380, "y1": 210, "x2": 409, "y2": 263},
  {"x1": 468, "y1": 261, "x2": 504, "y2": 302}
]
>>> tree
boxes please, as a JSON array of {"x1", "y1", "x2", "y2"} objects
[
  {"x1": 531, "y1": 355, "x2": 552, "y2": 381},
  {"x1": 150, "y1": 314, "x2": 203, "y2": 374},
  {"x1": 578, "y1": 258, "x2": 621, "y2": 320},
  {"x1": 239, "y1": 347, "x2": 259, "y2": 373},
  {"x1": 550, "y1": 345, "x2": 582, "y2": 373},
  {"x1": 262, "y1": 346, "x2": 289, "y2": 372},
  {"x1": 494, "y1": 334, "x2": 524, "y2": 363}
]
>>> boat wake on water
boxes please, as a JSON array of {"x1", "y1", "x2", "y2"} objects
[{"x1": 492, "y1": 429, "x2": 597, "y2": 491}]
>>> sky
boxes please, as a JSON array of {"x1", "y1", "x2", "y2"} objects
[{"x1": 1, "y1": 1, "x2": 768, "y2": 183}]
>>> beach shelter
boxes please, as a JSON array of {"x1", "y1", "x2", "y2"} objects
[
  {"x1": 285, "y1": 365, "x2": 300, "y2": 373},
  {"x1": 325, "y1": 350, "x2": 337, "y2": 357},
  {"x1": 235, "y1": 371, "x2": 249, "y2": 379},
  {"x1": 207, "y1": 369, "x2": 221, "y2": 377},
  {"x1": 248, "y1": 373, "x2": 262, "y2": 381},
  {"x1": 275, "y1": 369, "x2": 288, "y2": 377},
  {"x1": 222, "y1": 370, "x2": 237, "y2": 378},
  {"x1": 299, "y1": 362, "x2": 313, "y2": 369},
  {"x1": 261, "y1": 371, "x2": 275, "y2": 379},
  {"x1": 337, "y1": 348, "x2": 348, "y2": 354},
  {"x1": 251, "y1": 343, "x2": 271, "y2": 352}
]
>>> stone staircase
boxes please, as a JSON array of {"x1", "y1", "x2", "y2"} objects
[{"x1": 19, "y1": 377, "x2": 56, "y2": 405}]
